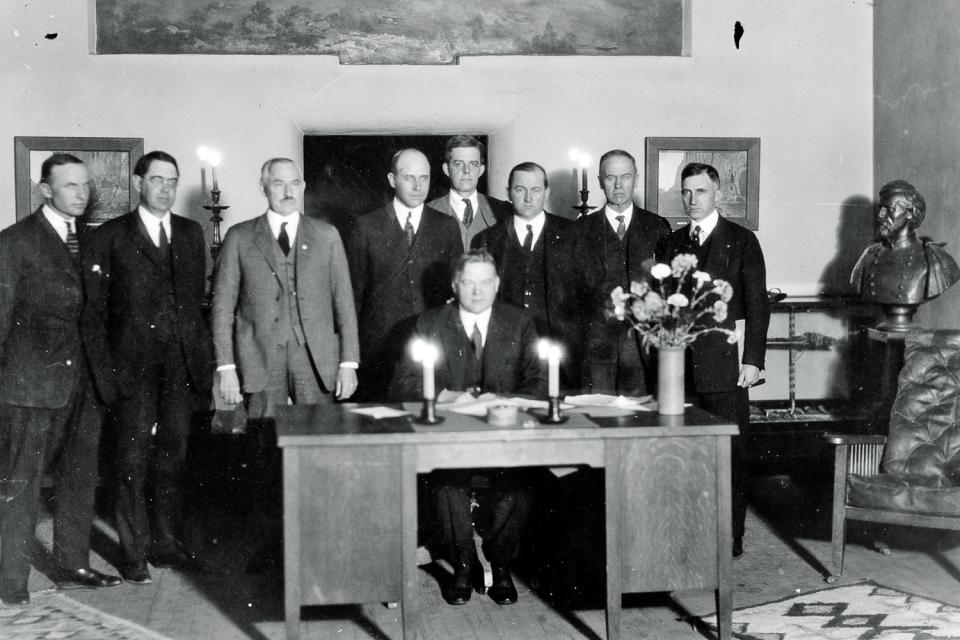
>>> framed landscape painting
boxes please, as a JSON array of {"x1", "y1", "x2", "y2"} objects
[
  {"x1": 93, "y1": 0, "x2": 688, "y2": 64},
  {"x1": 14, "y1": 137, "x2": 143, "y2": 224},
  {"x1": 645, "y1": 137, "x2": 760, "y2": 230}
]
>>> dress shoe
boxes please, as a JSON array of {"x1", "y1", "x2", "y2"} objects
[
  {"x1": 54, "y1": 567, "x2": 123, "y2": 589},
  {"x1": 0, "y1": 583, "x2": 29, "y2": 606},
  {"x1": 149, "y1": 543, "x2": 207, "y2": 573},
  {"x1": 733, "y1": 536, "x2": 744, "y2": 559},
  {"x1": 442, "y1": 569, "x2": 472, "y2": 605},
  {"x1": 118, "y1": 561, "x2": 152, "y2": 585},
  {"x1": 488, "y1": 565, "x2": 518, "y2": 605}
]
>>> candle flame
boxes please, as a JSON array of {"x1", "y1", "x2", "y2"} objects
[
  {"x1": 537, "y1": 339, "x2": 551, "y2": 359},
  {"x1": 196, "y1": 145, "x2": 209, "y2": 162},
  {"x1": 578, "y1": 153, "x2": 592, "y2": 169},
  {"x1": 411, "y1": 339, "x2": 438, "y2": 365},
  {"x1": 568, "y1": 148, "x2": 580, "y2": 162},
  {"x1": 208, "y1": 149, "x2": 223, "y2": 167}
]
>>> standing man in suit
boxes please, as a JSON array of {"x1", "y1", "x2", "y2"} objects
[
  {"x1": 212, "y1": 157, "x2": 359, "y2": 415},
  {"x1": 82, "y1": 150, "x2": 214, "y2": 584},
  {"x1": 0, "y1": 154, "x2": 122, "y2": 604},
  {"x1": 579, "y1": 149, "x2": 671, "y2": 395},
  {"x1": 427, "y1": 135, "x2": 508, "y2": 248},
  {"x1": 656, "y1": 162, "x2": 770, "y2": 558},
  {"x1": 391, "y1": 249, "x2": 544, "y2": 606},
  {"x1": 347, "y1": 148, "x2": 462, "y2": 399},
  {"x1": 472, "y1": 162, "x2": 584, "y2": 389}
]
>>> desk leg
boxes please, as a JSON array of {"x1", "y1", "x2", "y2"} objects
[
  {"x1": 605, "y1": 443, "x2": 622, "y2": 640},
  {"x1": 715, "y1": 436, "x2": 733, "y2": 640},
  {"x1": 283, "y1": 449, "x2": 301, "y2": 640},
  {"x1": 401, "y1": 445, "x2": 418, "y2": 640}
]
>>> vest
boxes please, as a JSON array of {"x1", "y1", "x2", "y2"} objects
[
  {"x1": 274, "y1": 239, "x2": 307, "y2": 347},
  {"x1": 599, "y1": 219, "x2": 632, "y2": 294},
  {"x1": 137, "y1": 220, "x2": 179, "y2": 345},
  {"x1": 391, "y1": 223, "x2": 425, "y2": 314},
  {"x1": 500, "y1": 228, "x2": 548, "y2": 334}
]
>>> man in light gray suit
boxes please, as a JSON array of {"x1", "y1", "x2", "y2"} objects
[
  {"x1": 212, "y1": 157, "x2": 360, "y2": 414},
  {"x1": 427, "y1": 135, "x2": 509, "y2": 248}
]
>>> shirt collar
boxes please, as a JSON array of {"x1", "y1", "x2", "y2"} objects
[
  {"x1": 449, "y1": 191, "x2": 479, "y2": 217},
  {"x1": 267, "y1": 209, "x2": 300, "y2": 239},
  {"x1": 393, "y1": 198, "x2": 424, "y2": 231},
  {"x1": 691, "y1": 209, "x2": 720, "y2": 241},
  {"x1": 138, "y1": 206, "x2": 171, "y2": 234},
  {"x1": 458, "y1": 305, "x2": 493, "y2": 343},
  {"x1": 512, "y1": 211, "x2": 546, "y2": 244},
  {"x1": 41, "y1": 204, "x2": 73, "y2": 240},
  {"x1": 604, "y1": 203, "x2": 633, "y2": 232}
]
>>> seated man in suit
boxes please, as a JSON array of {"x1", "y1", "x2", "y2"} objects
[{"x1": 391, "y1": 249, "x2": 545, "y2": 606}]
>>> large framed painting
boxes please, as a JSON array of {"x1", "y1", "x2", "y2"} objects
[
  {"x1": 645, "y1": 137, "x2": 761, "y2": 230},
  {"x1": 92, "y1": 0, "x2": 689, "y2": 64},
  {"x1": 14, "y1": 136, "x2": 143, "y2": 224}
]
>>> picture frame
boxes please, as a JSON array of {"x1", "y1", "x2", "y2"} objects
[
  {"x1": 14, "y1": 136, "x2": 144, "y2": 224},
  {"x1": 644, "y1": 137, "x2": 760, "y2": 230}
]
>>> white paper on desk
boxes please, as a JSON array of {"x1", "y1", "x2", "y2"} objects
[
  {"x1": 349, "y1": 406, "x2": 410, "y2": 419},
  {"x1": 565, "y1": 394, "x2": 653, "y2": 412},
  {"x1": 440, "y1": 396, "x2": 570, "y2": 417}
]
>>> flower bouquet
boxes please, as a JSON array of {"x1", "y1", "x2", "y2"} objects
[{"x1": 610, "y1": 253, "x2": 736, "y2": 413}]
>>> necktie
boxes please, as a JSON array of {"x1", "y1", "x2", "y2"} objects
[
  {"x1": 615, "y1": 215, "x2": 626, "y2": 241},
  {"x1": 462, "y1": 199, "x2": 474, "y2": 227},
  {"x1": 278, "y1": 221, "x2": 291, "y2": 256},
  {"x1": 522, "y1": 224, "x2": 533, "y2": 252},
  {"x1": 158, "y1": 222, "x2": 170, "y2": 258},
  {"x1": 691, "y1": 224, "x2": 702, "y2": 245},
  {"x1": 404, "y1": 212, "x2": 415, "y2": 247},
  {"x1": 65, "y1": 220, "x2": 79, "y2": 256},
  {"x1": 471, "y1": 323, "x2": 483, "y2": 362}
]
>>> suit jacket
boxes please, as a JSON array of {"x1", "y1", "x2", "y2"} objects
[
  {"x1": 81, "y1": 210, "x2": 214, "y2": 403},
  {"x1": 471, "y1": 212, "x2": 585, "y2": 373},
  {"x1": 656, "y1": 216, "x2": 770, "y2": 393},
  {"x1": 211, "y1": 214, "x2": 360, "y2": 393},
  {"x1": 578, "y1": 206, "x2": 671, "y2": 362},
  {"x1": 346, "y1": 204, "x2": 463, "y2": 387},
  {"x1": 0, "y1": 209, "x2": 93, "y2": 408},
  {"x1": 428, "y1": 192, "x2": 508, "y2": 248},
  {"x1": 389, "y1": 301, "x2": 545, "y2": 401}
]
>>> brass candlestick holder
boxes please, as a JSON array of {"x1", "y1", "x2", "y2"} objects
[
  {"x1": 572, "y1": 187, "x2": 593, "y2": 217},
  {"x1": 204, "y1": 188, "x2": 229, "y2": 299},
  {"x1": 415, "y1": 398, "x2": 444, "y2": 425},
  {"x1": 538, "y1": 396, "x2": 568, "y2": 424}
]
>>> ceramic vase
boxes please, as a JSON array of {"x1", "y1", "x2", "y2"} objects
[{"x1": 657, "y1": 345, "x2": 685, "y2": 415}]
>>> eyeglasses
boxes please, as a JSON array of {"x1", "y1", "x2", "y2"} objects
[
  {"x1": 146, "y1": 176, "x2": 179, "y2": 189},
  {"x1": 457, "y1": 278, "x2": 496, "y2": 289},
  {"x1": 450, "y1": 160, "x2": 482, "y2": 172}
]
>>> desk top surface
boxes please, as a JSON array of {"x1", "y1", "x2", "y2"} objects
[{"x1": 276, "y1": 402, "x2": 737, "y2": 447}]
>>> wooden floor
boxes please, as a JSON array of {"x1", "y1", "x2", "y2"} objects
[{"x1": 22, "y1": 472, "x2": 960, "y2": 640}]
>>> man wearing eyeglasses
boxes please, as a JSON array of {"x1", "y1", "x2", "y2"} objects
[
  {"x1": 390, "y1": 249, "x2": 544, "y2": 606},
  {"x1": 347, "y1": 148, "x2": 462, "y2": 400},
  {"x1": 427, "y1": 135, "x2": 510, "y2": 248},
  {"x1": 82, "y1": 150, "x2": 213, "y2": 585},
  {"x1": 472, "y1": 162, "x2": 585, "y2": 389}
]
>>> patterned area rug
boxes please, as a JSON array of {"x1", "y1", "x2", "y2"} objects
[
  {"x1": 702, "y1": 580, "x2": 960, "y2": 639},
  {"x1": 0, "y1": 589, "x2": 174, "y2": 640}
]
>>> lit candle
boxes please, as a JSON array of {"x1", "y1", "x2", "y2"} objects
[
  {"x1": 579, "y1": 153, "x2": 592, "y2": 193},
  {"x1": 412, "y1": 339, "x2": 438, "y2": 400},
  {"x1": 208, "y1": 149, "x2": 222, "y2": 192},
  {"x1": 569, "y1": 148, "x2": 581, "y2": 197},
  {"x1": 538, "y1": 339, "x2": 562, "y2": 398},
  {"x1": 197, "y1": 146, "x2": 209, "y2": 194}
]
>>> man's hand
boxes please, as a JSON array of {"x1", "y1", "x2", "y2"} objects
[
  {"x1": 335, "y1": 367, "x2": 358, "y2": 400},
  {"x1": 737, "y1": 364, "x2": 761, "y2": 388},
  {"x1": 218, "y1": 369, "x2": 243, "y2": 405}
]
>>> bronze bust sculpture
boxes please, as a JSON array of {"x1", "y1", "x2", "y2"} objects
[{"x1": 851, "y1": 180, "x2": 960, "y2": 330}]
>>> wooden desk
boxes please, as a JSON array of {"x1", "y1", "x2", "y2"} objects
[{"x1": 276, "y1": 403, "x2": 736, "y2": 640}]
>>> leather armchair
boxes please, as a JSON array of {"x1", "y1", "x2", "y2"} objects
[{"x1": 825, "y1": 329, "x2": 960, "y2": 582}]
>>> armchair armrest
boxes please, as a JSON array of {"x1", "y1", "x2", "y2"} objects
[{"x1": 824, "y1": 433, "x2": 887, "y2": 446}]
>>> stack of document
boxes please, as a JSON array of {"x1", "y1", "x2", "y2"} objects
[{"x1": 564, "y1": 394, "x2": 653, "y2": 415}]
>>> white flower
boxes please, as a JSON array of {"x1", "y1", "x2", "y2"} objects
[
  {"x1": 667, "y1": 293, "x2": 689, "y2": 307},
  {"x1": 712, "y1": 279, "x2": 734, "y2": 302},
  {"x1": 692, "y1": 271, "x2": 711, "y2": 290},
  {"x1": 629, "y1": 280, "x2": 649, "y2": 297},
  {"x1": 727, "y1": 332, "x2": 739, "y2": 344},
  {"x1": 91, "y1": 264, "x2": 101, "y2": 273},
  {"x1": 670, "y1": 253, "x2": 698, "y2": 277},
  {"x1": 712, "y1": 300, "x2": 728, "y2": 322},
  {"x1": 650, "y1": 263, "x2": 671, "y2": 280}
]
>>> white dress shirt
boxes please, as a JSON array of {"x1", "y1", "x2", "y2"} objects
[
  {"x1": 513, "y1": 211, "x2": 546, "y2": 248},
  {"x1": 267, "y1": 208, "x2": 300, "y2": 242},
  {"x1": 393, "y1": 199, "x2": 424, "y2": 233},
  {"x1": 41, "y1": 204, "x2": 74, "y2": 242},
  {"x1": 448, "y1": 191, "x2": 479, "y2": 224},
  {"x1": 691, "y1": 209, "x2": 720, "y2": 244},
  {"x1": 459, "y1": 306, "x2": 493, "y2": 348},
  {"x1": 604, "y1": 203, "x2": 634, "y2": 234},
  {"x1": 138, "y1": 206, "x2": 172, "y2": 247}
]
